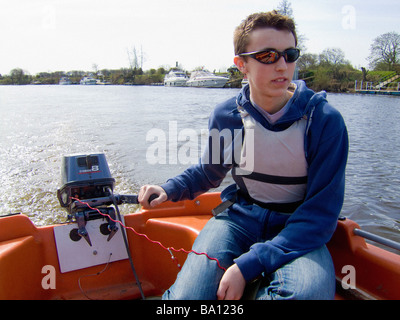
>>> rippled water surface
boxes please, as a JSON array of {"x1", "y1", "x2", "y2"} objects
[{"x1": 0, "y1": 85, "x2": 399, "y2": 248}]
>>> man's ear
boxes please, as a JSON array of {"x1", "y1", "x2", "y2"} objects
[{"x1": 234, "y1": 56, "x2": 247, "y2": 74}]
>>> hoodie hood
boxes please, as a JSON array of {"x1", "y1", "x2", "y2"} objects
[{"x1": 236, "y1": 80, "x2": 327, "y2": 131}]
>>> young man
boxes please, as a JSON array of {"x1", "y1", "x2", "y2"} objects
[{"x1": 139, "y1": 11, "x2": 348, "y2": 300}]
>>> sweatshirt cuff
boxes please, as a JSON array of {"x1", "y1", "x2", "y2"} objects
[
  {"x1": 234, "y1": 249, "x2": 265, "y2": 282},
  {"x1": 160, "y1": 180, "x2": 179, "y2": 201}
]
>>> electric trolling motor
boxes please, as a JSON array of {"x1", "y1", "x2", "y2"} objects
[{"x1": 57, "y1": 153, "x2": 147, "y2": 246}]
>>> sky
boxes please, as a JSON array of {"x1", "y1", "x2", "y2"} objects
[{"x1": 0, "y1": 0, "x2": 399, "y2": 75}]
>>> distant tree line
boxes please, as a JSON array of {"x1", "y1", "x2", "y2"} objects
[
  {"x1": 1, "y1": 3, "x2": 399, "y2": 93},
  {"x1": 102, "y1": 67, "x2": 167, "y2": 85},
  {"x1": 297, "y1": 48, "x2": 360, "y2": 92},
  {"x1": 0, "y1": 68, "x2": 33, "y2": 85},
  {"x1": 297, "y1": 32, "x2": 400, "y2": 92},
  {"x1": 275, "y1": 0, "x2": 400, "y2": 92},
  {"x1": 0, "y1": 67, "x2": 168, "y2": 85}
]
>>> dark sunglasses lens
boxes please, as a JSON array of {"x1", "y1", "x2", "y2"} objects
[
  {"x1": 253, "y1": 49, "x2": 299, "y2": 64},
  {"x1": 285, "y1": 49, "x2": 300, "y2": 62},
  {"x1": 254, "y1": 50, "x2": 279, "y2": 64}
]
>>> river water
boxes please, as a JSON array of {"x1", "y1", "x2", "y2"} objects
[{"x1": 0, "y1": 85, "x2": 399, "y2": 249}]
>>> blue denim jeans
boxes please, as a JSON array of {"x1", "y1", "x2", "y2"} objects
[{"x1": 162, "y1": 212, "x2": 336, "y2": 300}]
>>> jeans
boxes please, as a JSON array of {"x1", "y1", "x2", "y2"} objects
[{"x1": 162, "y1": 212, "x2": 336, "y2": 300}]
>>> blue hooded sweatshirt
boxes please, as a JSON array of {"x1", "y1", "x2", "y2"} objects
[{"x1": 161, "y1": 80, "x2": 348, "y2": 281}]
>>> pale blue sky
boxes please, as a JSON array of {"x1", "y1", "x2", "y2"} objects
[{"x1": 0, "y1": 0, "x2": 398, "y2": 75}]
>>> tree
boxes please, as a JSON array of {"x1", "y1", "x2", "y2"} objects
[
  {"x1": 319, "y1": 48, "x2": 347, "y2": 66},
  {"x1": 9, "y1": 68, "x2": 31, "y2": 85},
  {"x1": 276, "y1": 0, "x2": 293, "y2": 17},
  {"x1": 368, "y1": 31, "x2": 400, "y2": 71},
  {"x1": 127, "y1": 45, "x2": 146, "y2": 70},
  {"x1": 318, "y1": 48, "x2": 352, "y2": 84},
  {"x1": 92, "y1": 63, "x2": 99, "y2": 75},
  {"x1": 275, "y1": 0, "x2": 307, "y2": 52},
  {"x1": 127, "y1": 46, "x2": 139, "y2": 70},
  {"x1": 297, "y1": 53, "x2": 318, "y2": 71}
]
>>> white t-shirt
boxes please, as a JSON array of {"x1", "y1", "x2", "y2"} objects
[{"x1": 250, "y1": 84, "x2": 297, "y2": 124}]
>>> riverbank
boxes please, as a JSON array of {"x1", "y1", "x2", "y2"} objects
[{"x1": 1, "y1": 67, "x2": 399, "y2": 93}]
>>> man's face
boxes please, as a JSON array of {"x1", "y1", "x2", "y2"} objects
[{"x1": 235, "y1": 28, "x2": 297, "y2": 105}]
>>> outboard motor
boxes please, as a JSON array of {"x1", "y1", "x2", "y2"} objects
[
  {"x1": 57, "y1": 154, "x2": 119, "y2": 246},
  {"x1": 56, "y1": 153, "x2": 147, "y2": 297},
  {"x1": 57, "y1": 153, "x2": 115, "y2": 210},
  {"x1": 57, "y1": 153, "x2": 153, "y2": 246}
]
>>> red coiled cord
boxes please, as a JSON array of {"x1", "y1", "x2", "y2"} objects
[{"x1": 70, "y1": 197, "x2": 227, "y2": 272}]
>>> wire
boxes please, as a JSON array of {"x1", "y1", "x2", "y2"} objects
[
  {"x1": 106, "y1": 188, "x2": 146, "y2": 300},
  {"x1": 78, "y1": 253, "x2": 112, "y2": 300},
  {"x1": 70, "y1": 197, "x2": 227, "y2": 272}
]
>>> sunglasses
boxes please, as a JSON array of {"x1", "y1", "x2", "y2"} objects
[{"x1": 239, "y1": 48, "x2": 300, "y2": 65}]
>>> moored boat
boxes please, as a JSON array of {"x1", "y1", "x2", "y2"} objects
[
  {"x1": 80, "y1": 76, "x2": 97, "y2": 85},
  {"x1": 164, "y1": 69, "x2": 189, "y2": 87},
  {"x1": 59, "y1": 77, "x2": 72, "y2": 85},
  {"x1": 186, "y1": 70, "x2": 229, "y2": 88}
]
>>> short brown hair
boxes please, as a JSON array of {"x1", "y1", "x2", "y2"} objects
[{"x1": 233, "y1": 11, "x2": 298, "y2": 55}]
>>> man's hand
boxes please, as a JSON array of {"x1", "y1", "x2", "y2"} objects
[
  {"x1": 138, "y1": 185, "x2": 167, "y2": 208},
  {"x1": 217, "y1": 264, "x2": 246, "y2": 300}
]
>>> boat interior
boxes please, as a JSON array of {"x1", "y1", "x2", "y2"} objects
[{"x1": 1, "y1": 192, "x2": 399, "y2": 300}]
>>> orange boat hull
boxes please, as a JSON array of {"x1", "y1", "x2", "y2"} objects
[{"x1": 0, "y1": 192, "x2": 399, "y2": 300}]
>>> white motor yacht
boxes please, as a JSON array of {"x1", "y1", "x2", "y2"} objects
[
  {"x1": 59, "y1": 77, "x2": 72, "y2": 85},
  {"x1": 80, "y1": 76, "x2": 97, "y2": 85},
  {"x1": 186, "y1": 70, "x2": 228, "y2": 88},
  {"x1": 164, "y1": 69, "x2": 189, "y2": 87}
]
